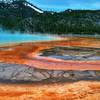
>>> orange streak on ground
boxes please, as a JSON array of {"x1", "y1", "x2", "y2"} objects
[
  {"x1": 0, "y1": 91, "x2": 33, "y2": 97},
  {"x1": 0, "y1": 81, "x2": 99, "y2": 100},
  {"x1": 26, "y1": 56, "x2": 100, "y2": 70},
  {"x1": 0, "y1": 37, "x2": 100, "y2": 70}
]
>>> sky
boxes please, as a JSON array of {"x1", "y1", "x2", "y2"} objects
[{"x1": 28, "y1": 0, "x2": 100, "y2": 11}]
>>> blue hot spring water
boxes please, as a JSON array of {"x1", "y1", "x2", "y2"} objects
[{"x1": 0, "y1": 31, "x2": 58, "y2": 45}]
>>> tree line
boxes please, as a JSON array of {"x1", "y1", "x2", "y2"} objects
[{"x1": 0, "y1": 0, "x2": 100, "y2": 34}]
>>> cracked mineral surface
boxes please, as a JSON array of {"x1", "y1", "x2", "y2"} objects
[{"x1": 0, "y1": 63, "x2": 99, "y2": 82}]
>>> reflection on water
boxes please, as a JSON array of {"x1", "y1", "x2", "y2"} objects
[
  {"x1": 47, "y1": 55, "x2": 100, "y2": 60},
  {"x1": 40, "y1": 47, "x2": 100, "y2": 61}
]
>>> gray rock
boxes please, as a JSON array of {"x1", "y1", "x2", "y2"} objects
[{"x1": 0, "y1": 63, "x2": 98, "y2": 82}]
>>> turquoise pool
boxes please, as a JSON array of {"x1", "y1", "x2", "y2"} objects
[{"x1": 0, "y1": 31, "x2": 58, "y2": 45}]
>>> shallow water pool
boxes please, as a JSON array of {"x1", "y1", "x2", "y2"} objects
[{"x1": 0, "y1": 31, "x2": 58, "y2": 45}]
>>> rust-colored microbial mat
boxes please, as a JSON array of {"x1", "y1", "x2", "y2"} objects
[
  {"x1": 0, "y1": 36, "x2": 100, "y2": 100},
  {"x1": 0, "y1": 36, "x2": 100, "y2": 70},
  {"x1": 0, "y1": 81, "x2": 99, "y2": 100}
]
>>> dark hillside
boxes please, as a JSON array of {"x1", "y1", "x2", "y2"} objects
[{"x1": 0, "y1": 0, "x2": 100, "y2": 34}]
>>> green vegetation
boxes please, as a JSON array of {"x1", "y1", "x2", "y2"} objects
[{"x1": 0, "y1": 0, "x2": 100, "y2": 34}]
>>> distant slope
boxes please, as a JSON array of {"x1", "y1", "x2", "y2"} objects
[
  {"x1": 0, "y1": 0, "x2": 43, "y2": 13},
  {"x1": 25, "y1": 1, "x2": 43, "y2": 13},
  {"x1": 0, "y1": 0, "x2": 100, "y2": 34}
]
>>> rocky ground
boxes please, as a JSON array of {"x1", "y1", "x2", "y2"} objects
[
  {"x1": 0, "y1": 62, "x2": 99, "y2": 100},
  {"x1": 0, "y1": 63, "x2": 99, "y2": 83}
]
